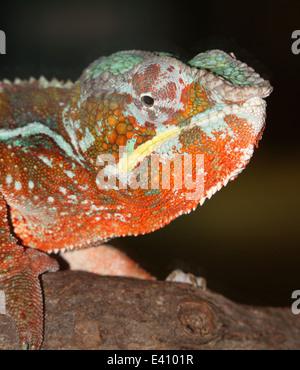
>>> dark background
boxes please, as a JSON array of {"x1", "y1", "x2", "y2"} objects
[{"x1": 0, "y1": 0, "x2": 299, "y2": 306}]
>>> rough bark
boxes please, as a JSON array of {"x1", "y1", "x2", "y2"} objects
[{"x1": 0, "y1": 270, "x2": 299, "y2": 349}]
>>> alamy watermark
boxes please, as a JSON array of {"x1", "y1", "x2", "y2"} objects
[
  {"x1": 0, "y1": 290, "x2": 6, "y2": 314},
  {"x1": 0, "y1": 30, "x2": 5, "y2": 54},
  {"x1": 291, "y1": 30, "x2": 300, "y2": 55},
  {"x1": 291, "y1": 290, "x2": 300, "y2": 314},
  {"x1": 95, "y1": 148, "x2": 205, "y2": 201}
]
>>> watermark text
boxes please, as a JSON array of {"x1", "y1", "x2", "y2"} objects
[
  {"x1": 0, "y1": 30, "x2": 5, "y2": 54},
  {"x1": 291, "y1": 30, "x2": 300, "y2": 55},
  {"x1": 95, "y1": 148, "x2": 205, "y2": 201},
  {"x1": 291, "y1": 290, "x2": 300, "y2": 314}
]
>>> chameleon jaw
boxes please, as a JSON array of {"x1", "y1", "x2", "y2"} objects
[{"x1": 117, "y1": 96, "x2": 266, "y2": 174}]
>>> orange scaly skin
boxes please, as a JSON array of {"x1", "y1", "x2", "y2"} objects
[{"x1": 0, "y1": 50, "x2": 272, "y2": 349}]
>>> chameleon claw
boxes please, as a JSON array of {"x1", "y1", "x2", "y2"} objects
[
  {"x1": 19, "y1": 329, "x2": 42, "y2": 350},
  {"x1": 21, "y1": 342, "x2": 29, "y2": 350},
  {"x1": 20, "y1": 336, "x2": 30, "y2": 350},
  {"x1": 20, "y1": 334, "x2": 40, "y2": 350}
]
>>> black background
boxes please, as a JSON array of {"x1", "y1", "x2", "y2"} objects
[{"x1": 0, "y1": 0, "x2": 299, "y2": 306}]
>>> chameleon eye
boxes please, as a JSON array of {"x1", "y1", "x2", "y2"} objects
[
  {"x1": 130, "y1": 60, "x2": 183, "y2": 123},
  {"x1": 141, "y1": 95, "x2": 154, "y2": 107}
]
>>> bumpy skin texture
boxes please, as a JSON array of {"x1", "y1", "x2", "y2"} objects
[{"x1": 0, "y1": 50, "x2": 272, "y2": 349}]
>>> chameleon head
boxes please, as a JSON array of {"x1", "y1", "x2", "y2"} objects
[{"x1": 74, "y1": 50, "x2": 272, "y2": 205}]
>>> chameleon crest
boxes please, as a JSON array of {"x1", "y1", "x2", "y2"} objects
[{"x1": 0, "y1": 50, "x2": 272, "y2": 349}]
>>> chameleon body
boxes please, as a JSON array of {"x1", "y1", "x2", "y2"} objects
[{"x1": 0, "y1": 50, "x2": 272, "y2": 349}]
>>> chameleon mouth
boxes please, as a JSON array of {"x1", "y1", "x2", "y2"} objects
[
  {"x1": 117, "y1": 126, "x2": 181, "y2": 173},
  {"x1": 117, "y1": 97, "x2": 266, "y2": 174}
]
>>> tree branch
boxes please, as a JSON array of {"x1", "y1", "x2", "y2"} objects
[{"x1": 0, "y1": 270, "x2": 299, "y2": 349}]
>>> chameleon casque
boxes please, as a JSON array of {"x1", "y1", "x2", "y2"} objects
[{"x1": 0, "y1": 49, "x2": 272, "y2": 349}]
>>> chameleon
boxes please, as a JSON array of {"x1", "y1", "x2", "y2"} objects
[{"x1": 0, "y1": 49, "x2": 272, "y2": 349}]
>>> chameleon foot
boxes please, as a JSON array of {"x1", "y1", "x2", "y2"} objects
[
  {"x1": 166, "y1": 269, "x2": 206, "y2": 290},
  {"x1": 1, "y1": 248, "x2": 59, "y2": 349}
]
